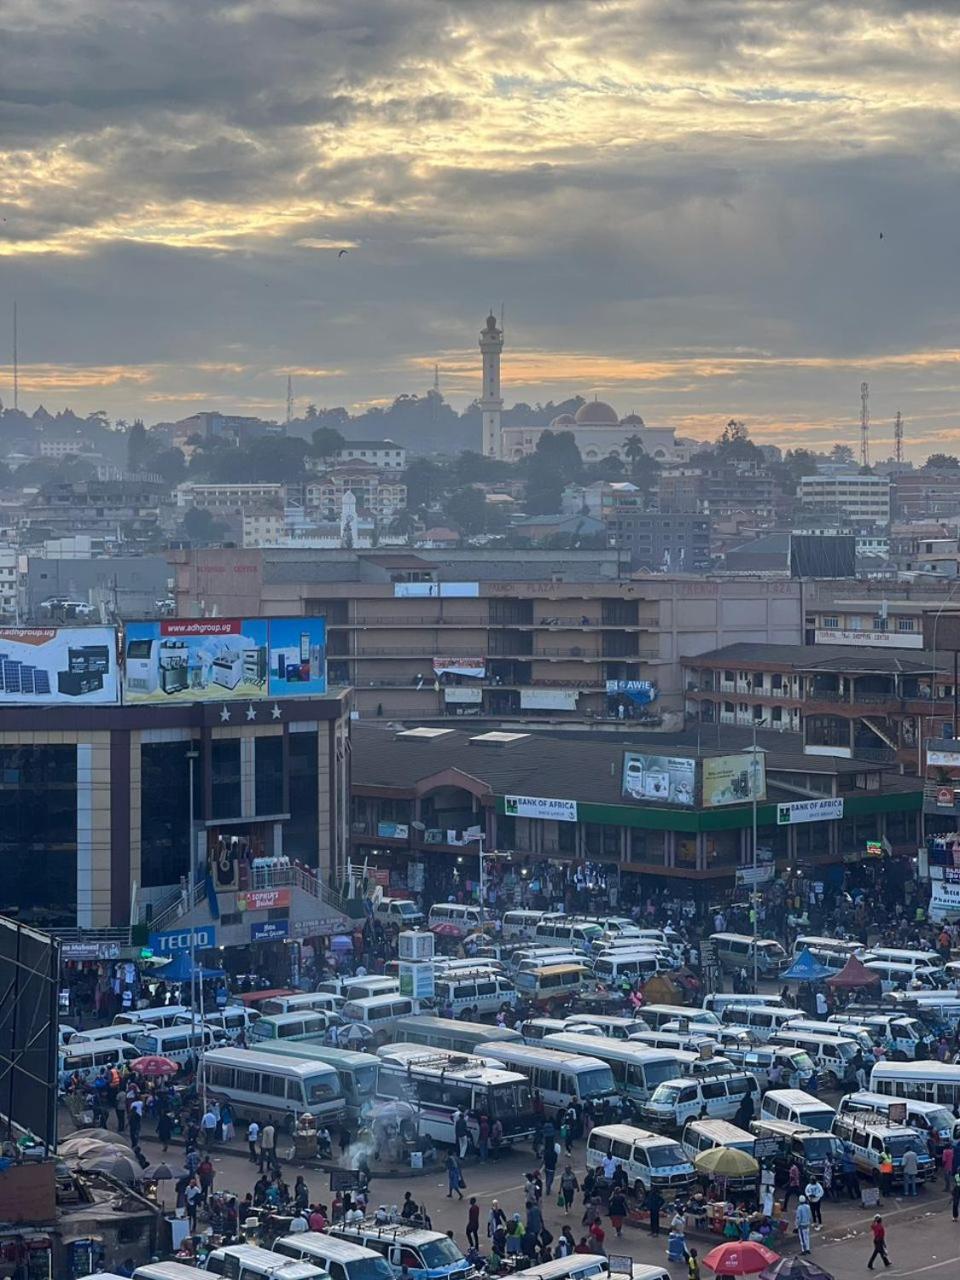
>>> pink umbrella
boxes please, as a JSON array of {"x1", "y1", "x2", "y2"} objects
[{"x1": 703, "y1": 1243, "x2": 780, "y2": 1276}]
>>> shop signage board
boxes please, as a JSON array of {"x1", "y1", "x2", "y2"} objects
[
  {"x1": 504, "y1": 794, "x2": 578, "y2": 822},
  {"x1": 702, "y1": 751, "x2": 766, "y2": 808},
  {"x1": 621, "y1": 752, "x2": 695, "y2": 806},
  {"x1": 777, "y1": 798, "x2": 844, "y2": 825},
  {"x1": 251, "y1": 920, "x2": 289, "y2": 942},
  {"x1": 148, "y1": 925, "x2": 217, "y2": 953},
  {"x1": 237, "y1": 888, "x2": 291, "y2": 911}
]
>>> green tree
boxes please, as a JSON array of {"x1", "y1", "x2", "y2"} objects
[
  {"x1": 926, "y1": 453, "x2": 960, "y2": 470},
  {"x1": 830, "y1": 443, "x2": 855, "y2": 464},
  {"x1": 310, "y1": 426, "x2": 345, "y2": 459},
  {"x1": 305, "y1": 404, "x2": 319, "y2": 420},
  {"x1": 152, "y1": 447, "x2": 187, "y2": 486},
  {"x1": 180, "y1": 508, "x2": 228, "y2": 545},
  {"x1": 126, "y1": 420, "x2": 148, "y2": 471},
  {"x1": 403, "y1": 458, "x2": 446, "y2": 510},
  {"x1": 444, "y1": 485, "x2": 489, "y2": 535},
  {"x1": 623, "y1": 434, "x2": 646, "y2": 469}
]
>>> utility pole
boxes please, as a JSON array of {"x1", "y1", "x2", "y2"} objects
[
  {"x1": 859, "y1": 381, "x2": 870, "y2": 468},
  {"x1": 285, "y1": 375, "x2": 293, "y2": 425},
  {"x1": 12, "y1": 301, "x2": 18, "y2": 412}
]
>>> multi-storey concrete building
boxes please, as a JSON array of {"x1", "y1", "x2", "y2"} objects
[
  {"x1": 683, "y1": 641, "x2": 958, "y2": 768},
  {"x1": 176, "y1": 482, "x2": 286, "y2": 513},
  {"x1": 334, "y1": 440, "x2": 406, "y2": 470},
  {"x1": 798, "y1": 472, "x2": 891, "y2": 527},
  {"x1": 169, "y1": 548, "x2": 804, "y2": 720}
]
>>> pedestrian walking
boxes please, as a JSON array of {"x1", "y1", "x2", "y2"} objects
[
  {"x1": 260, "y1": 1119, "x2": 277, "y2": 1173},
  {"x1": 446, "y1": 1152, "x2": 464, "y2": 1199},
  {"x1": 943, "y1": 1142, "x2": 954, "y2": 1192},
  {"x1": 794, "y1": 1196, "x2": 812, "y2": 1255},
  {"x1": 220, "y1": 1101, "x2": 235, "y2": 1143},
  {"x1": 901, "y1": 1146, "x2": 919, "y2": 1197},
  {"x1": 128, "y1": 1096, "x2": 143, "y2": 1148},
  {"x1": 157, "y1": 1110, "x2": 173, "y2": 1154},
  {"x1": 879, "y1": 1149, "x2": 893, "y2": 1198},
  {"x1": 247, "y1": 1120, "x2": 260, "y2": 1163},
  {"x1": 867, "y1": 1216, "x2": 891, "y2": 1269},
  {"x1": 184, "y1": 1177, "x2": 202, "y2": 1232},
  {"x1": 645, "y1": 1187, "x2": 664, "y2": 1237},
  {"x1": 466, "y1": 1197, "x2": 480, "y2": 1249},
  {"x1": 559, "y1": 1165, "x2": 579, "y2": 1214},
  {"x1": 607, "y1": 1189, "x2": 628, "y2": 1238},
  {"x1": 804, "y1": 1177, "x2": 824, "y2": 1226},
  {"x1": 952, "y1": 1170, "x2": 960, "y2": 1221},
  {"x1": 782, "y1": 1160, "x2": 801, "y2": 1212}
]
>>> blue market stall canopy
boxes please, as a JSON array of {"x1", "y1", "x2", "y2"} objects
[
  {"x1": 780, "y1": 948, "x2": 835, "y2": 982},
  {"x1": 157, "y1": 952, "x2": 225, "y2": 983}
]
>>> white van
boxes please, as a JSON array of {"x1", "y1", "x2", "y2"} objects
[
  {"x1": 830, "y1": 1012, "x2": 925, "y2": 1058},
  {"x1": 837, "y1": 1089, "x2": 960, "y2": 1145},
  {"x1": 769, "y1": 1028, "x2": 859, "y2": 1089},
  {"x1": 341, "y1": 994, "x2": 417, "y2": 1046},
  {"x1": 258, "y1": 992, "x2": 343, "y2": 1017},
  {"x1": 630, "y1": 1030, "x2": 720, "y2": 1056},
  {"x1": 593, "y1": 951, "x2": 669, "y2": 985},
  {"x1": 864, "y1": 960, "x2": 944, "y2": 992},
  {"x1": 760, "y1": 1088, "x2": 836, "y2": 1133},
  {"x1": 870, "y1": 1060, "x2": 960, "y2": 1109},
  {"x1": 328, "y1": 1220, "x2": 474, "y2": 1280},
  {"x1": 863, "y1": 947, "x2": 942, "y2": 971},
  {"x1": 586, "y1": 1123, "x2": 695, "y2": 1196},
  {"x1": 721, "y1": 1045, "x2": 818, "y2": 1092},
  {"x1": 133, "y1": 1024, "x2": 220, "y2": 1066},
  {"x1": 514, "y1": 964, "x2": 586, "y2": 1008},
  {"x1": 831, "y1": 1112, "x2": 936, "y2": 1186},
  {"x1": 702, "y1": 992, "x2": 787, "y2": 1016},
  {"x1": 502, "y1": 910, "x2": 545, "y2": 943},
  {"x1": 274, "y1": 1234, "x2": 395, "y2": 1280},
  {"x1": 375, "y1": 898, "x2": 425, "y2": 928},
  {"x1": 203, "y1": 1244, "x2": 325, "y2": 1280},
  {"x1": 195, "y1": 1006, "x2": 262, "y2": 1041},
  {"x1": 113, "y1": 1004, "x2": 194, "y2": 1029},
  {"x1": 789, "y1": 1019, "x2": 875, "y2": 1058},
  {"x1": 543, "y1": 1033, "x2": 686, "y2": 1104},
  {"x1": 427, "y1": 902, "x2": 483, "y2": 933},
  {"x1": 521, "y1": 1018, "x2": 576, "y2": 1043},
  {"x1": 640, "y1": 1069, "x2": 760, "y2": 1130},
  {"x1": 792, "y1": 936, "x2": 864, "y2": 970},
  {"x1": 563, "y1": 1014, "x2": 649, "y2": 1040},
  {"x1": 340, "y1": 976, "x2": 400, "y2": 1001},
  {"x1": 709, "y1": 933, "x2": 788, "y2": 976},
  {"x1": 433, "y1": 972, "x2": 516, "y2": 1017},
  {"x1": 533, "y1": 918, "x2": 605, "y2": 952},
  {"x1": 642, "y1": 1004, "x2": 722, "y2": 1032},
  {"x1": 719, "y1": 1005, "x2": 800, "y2": 1043},
  {"x1": 680, "y1": 1119, "x2": 757, "y2": 1186},
  {"x1": 69, "y1": 1023, "x2": 151, "y2": 1048},
  {"x1": 59, "y1": 1040, "x2": 139, "y2": 1087}
]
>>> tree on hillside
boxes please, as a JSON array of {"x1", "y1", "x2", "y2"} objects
[
  {"x1": 926, "y1": 453, "x2": 960, "y2": 470},
  {"x1": 311, "y1": 426, "x2": 345, "y2": 459},
  {"x1": 403, "y1": 458, "x2": 446, "y2": 511},
  {"x1": 444, "y1": 485, "x2": 490, "y2": 535},
  {"x1": 830, "y1": 443, "x2": 855, "y2": 464},
  {"x1": 126, "y1": 420, "x2": 148, "y2": 471},
  {"x1": 624, "y1": 435, "x2": 645, "y2": 469},
  {"x1": 180, "y1": 508, "x2": 228, "y2": 545}
]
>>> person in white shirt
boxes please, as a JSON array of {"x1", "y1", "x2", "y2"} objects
[
  {"x1": 247, "y1": 1120, "x2": 260, "y2": 1164},
  {"x1": 601, "y1": 1154, "x2": 618, "y2": 1182},
  {"x1": 804, "y1": 1177, "x2": 824, "y2": 1227}
]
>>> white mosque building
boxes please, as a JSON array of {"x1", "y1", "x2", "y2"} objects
[{"x1": 478, "y1": 312, "x2": 690, "y2": 463}]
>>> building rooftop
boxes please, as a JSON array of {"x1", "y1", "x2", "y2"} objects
[
  {"x1": 351, "y1": 721, "x2": 909, "y2": 809},
  {"x1": 687, "y1": 641, "x2": 949, "y2": 675}
]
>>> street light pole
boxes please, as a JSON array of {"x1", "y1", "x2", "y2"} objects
[
  {"x1": 186, "y1": 747, "x2": 205, "y2": 1109},
  {"x1": 751, "y1": 718, "x2": 766, "y2": 994}
]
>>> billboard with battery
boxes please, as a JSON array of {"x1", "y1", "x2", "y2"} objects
[
  {"x1": 122, "y1": 616, "x2": 326, "y2": 703},
  {"x1": 0, "y1": 626, "x2": 118, "y2": 705}
]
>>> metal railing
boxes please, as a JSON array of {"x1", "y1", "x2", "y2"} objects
[{"x1": 147, "y1": 862, "x2": 350, "y2": 931}]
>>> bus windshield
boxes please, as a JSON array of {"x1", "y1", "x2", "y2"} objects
[
  {"x1": 577, "y1": 1067, "x2": 615, "y2": 1098},
  {"x1": 487, "y1": 1081, "x2": 531, "y2": 1118},
  {"x1": 651, "y1": 1084, "x2": 682, "y2": 1105},
  {"x1": 790, "y1": 1052, "x2": 816, "y2": 1075},
  {"x1": 888, "y1": 1133, "x2": 927, "y2": 1158},
  {"x1": 354, "y1": 1064, "x2": 378, "y2": 1098},
  {"x1": 304, "y1": 1072, "x2": 339, "y2": 1104},
  {"x1": 348, "y1": 1259, "x2": 394, "y2": 1280},
  {"x1": 643, "y1": 1060, "x2": 680, "y2": 1089},
  {"x1": 801, "y1": 1134, "x2": 843, "y2": 1161},
  {"x1": 648, "y1": 1143, "x2": 685, "y2": 1167},
  {"x1": 420, "y1": 1239, "x2": 467, "y2": 1269}
]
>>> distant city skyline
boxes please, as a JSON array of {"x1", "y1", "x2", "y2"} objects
[{"x1": 1, "y1": 1, "x2": 957, "y2": 457}]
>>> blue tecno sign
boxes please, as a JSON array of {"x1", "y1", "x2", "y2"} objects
[{"x1": 148, "y1": 926, "x2": 217, "y2": 954}]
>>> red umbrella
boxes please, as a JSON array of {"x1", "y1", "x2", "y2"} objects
[
  {"x1": 703, "y1": 1243, "x2": 780, "y2": 1275},
  {"x1": 130, "y1": 1055, "x2": 180, "y2": 1077},
  {"x1": 430, "y1": 922, "x2": 464, "y2": 938}
]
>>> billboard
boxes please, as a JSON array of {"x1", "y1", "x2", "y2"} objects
[
  {"x1": 777, "y1": 798, "x2": 843, "y2": 825},
  {"x1": 0, "y1": 626, "x2": 118, "y2": 705},
  {"x1": 505, "y1": 795, "x2": 578, "y2": 822},
  {"x1": 702, "y1": 751, "x2": 767, "y2": 808},
  {"x1": 621, "y1": 751, "x2": 695, "y2": 806},
  {"x1": 123, "y1": 616, "x2": 326, "y2": 703},
  {"x1": 433, "y1": 656, "x2": 485, "y2": 678}
]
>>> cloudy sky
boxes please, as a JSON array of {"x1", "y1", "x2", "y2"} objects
[{"x1": 2, "y1": 0, "x2": 959, "y2": 455}]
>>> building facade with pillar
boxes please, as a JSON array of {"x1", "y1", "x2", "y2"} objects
[
  {"x1": 0, "y1": 691, "x2": 350, "y2": 928},
  {"x1": 349, "y1": 722, "x2": 922, "y2": 907},
  {"x1": 479, "y1": 311, "x2": 504, "y2": 459}
]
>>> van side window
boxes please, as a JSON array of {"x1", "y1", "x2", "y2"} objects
[
  {"x1": 679, "y1": 1087, "x2": 698, "y2": 1104},
  {"x1": 702, "y1": 1081, "x2": 726, "y2": 1100}
]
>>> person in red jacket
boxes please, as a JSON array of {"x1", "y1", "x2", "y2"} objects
[{"x1": 868, "y1": 1216, "x2": 891, "y2": 1270}]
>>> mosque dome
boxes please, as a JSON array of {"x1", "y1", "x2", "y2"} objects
[
  {"x1": 574, "y1": 399, "x2": 619, "y2": 425},
  {"x1": 550, "y1": 413, "x2": 577, "y2": 426},
  {"x1": 621, "y1": 412, "x2": 645, "y2": 426}
]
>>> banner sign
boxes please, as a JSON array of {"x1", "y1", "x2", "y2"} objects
[
  {"x1": 519, "y1": 689, "x2": 579, "y2": 710},
  {"x1": 444, "y1": 687, "x2": 483, "y2": 704},
  {"x1": 123, "y1": 616, "x2": 326, "y2": 703},
  {"x1": 927, "y1": 745, "x2": 960, "y2": 769},
  {"x1": 432, "y1": 656, "x2": 485, "y2": 678},
  {"x1": 237, "y1": 888, "x2": 291, "y2": 911},
  {"x1": 148, "y1": 925, "x2": 217, "y2": 954},
  {"x1": 702, "y1": 751, "x2": 767, "y2": 808},
  {"x1": 377, "y1": 822, "x2": 409, "y2": 840},
  {"x1": 504, "y1": 795, "x2": 578, "y2": 822},
  {"x1": 777, "y1": 798, "x2": 844, "y2": 825},
  {"x1": 930, "y1": 879, "x2": 960, "y2": 922},
  {"x1": 621, "y1": 752, "x2": 695, "y2": 806},
  {"x1": 736, "y1": 865, "x2": 776, "y2": 886},
  {"x1": 606, "y1": 679, "x2": 658, "y2": 705},
  {"x1": 251, "y1": 920, "x2": 289, "y2": 942},
  {"x1": 0, "y1": 626, "x2": 118, "y2": 705}
]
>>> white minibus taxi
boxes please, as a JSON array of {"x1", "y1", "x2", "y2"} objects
[
  {"x1": 433, "y1": 972, "x2": 516, "y2": 1017},
  {"x1": 502, "y1": 910, "x2": 545, "y2": 942},
  {"x1": 641, "y1": 1005, "x2": 722, "y2": 1032},
  {"x1": 709, "y1": 933, "x2": 788, "y2": 976},
  {"x1": 341, "y1": 994, "x2": 416, "y2": 1045},
  {"x1": 133, "y1": 1024, "x2": 220, "y2": 1066},
  {"x1": 113, "y1": 1004, "x2": 194, "y2": 1030},
  {"x1": 870, "y1": 1060, "x2": 960, "y2": 1109},
  {"x1": 593, "y1": 951, "x2": 669, "y2": 985},
  {"x1": 427, "y1": 903, "x2": 484, "y2": 933},
  {"x1": 768, "y1": 1028, "x2": 859, "y2": 1089},
  {"x1": 533, "y1": 918, "x2": 604, "y2": 952},
  {"x1": 702, "y1": 992, "x2": 787, "y2": 1016},
  {"x1": 680, "y1": 1119, "x2": 757, "y2": 1188},
  {"x1": 586, "y1": 1122, "x2": 695, "y2": 1196},
  {"x1": 837, "y1": 1089, "x2": 960, "y2": 1145},
  {"x1": 59, "y1": 1039, "x2": 139, "y2": 1087},
  {"x1": 542, "y1": 1032, "x2": 684, "y2": 1103},
  {"x1": 258, "y1": 992, "x2": 344, "y2": 1017},
  {"x1": 205, "y1": 1046, "x2": 346, "y2": 1129},
  {"x1": 719, "y1": 1005, "x2": 800, "y2": 1043},
  {"x1": 760, "y1": 1088, "x2": 836, "y2": 1132},
  {"x1": 640, "y1": 1070, "x2": 760, "y2": 1130},
  {"x1": 69, "y1": 1023, "x2": 150, "y2": 1048},
  {"x1": 274, "y1": 1234, "x2": 396, "y2": 1280},
  {"x1": 564, "y1": 1013, "x2": 649, "y2": 1040},
  {"x1": 203, "y1": 1245, "x2": 325, "y2": 1280},
  {"x1": 791, "y1": 936, "x2": 864, "y2": 970},
  {"x1": 864, "y1": 960, "x2": 944, "y2": 992}
]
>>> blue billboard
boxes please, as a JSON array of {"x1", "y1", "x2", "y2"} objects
[
  {"x1": 148, "y1": 925, "x2": 218, "y2": 954},
  {"x1": 251, "y1": 920, "x2": 289, "y2": 942},
  {"x1": 123, "y1": 616, "x2": 326, "y2": 703}
]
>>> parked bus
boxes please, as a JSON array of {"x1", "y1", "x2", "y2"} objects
[
  {"x1": 204, "y1": 1046, "x2": 346, "y2": 1130},
  {"x1": 542, "y1": 1032, "x2": 685, "y2": 1103},
  {"x1": 391, "y1": 1015, "x2": 522, "y2": 1057},
  {"x1": 255, "y1": 1041, "x2": 379, "y2": 1121},
  {"x1": 475, "y1": 1041, "x2": 620, "y2": 1117},
  {"x1": 870, "y1": 1060, "x2": 960, "y2": 1109},
  {"x1": 249, "y1": 1010, "x2": 342, "y2": 1044},
  {"x1": 258, "y1": 992, "x2": 344, "y2": 1017},
  {"x1": 376, "y1": 1051, "x2": 534, "y2": 1147}
]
